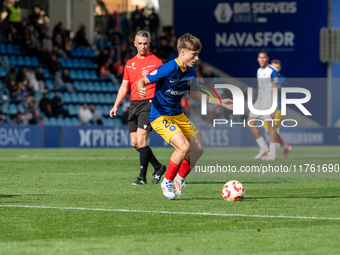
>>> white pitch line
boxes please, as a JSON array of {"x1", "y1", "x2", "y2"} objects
[{"x1": 0, "y1": 204, "x2": 339, "y2": 221}]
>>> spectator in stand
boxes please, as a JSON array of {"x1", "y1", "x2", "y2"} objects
[
  {"x1": 63, "y1": 35, "x2": 72, "y2": 57},
  {"x1": 15, "y1": 111, "x2": 28, "y2": 125},
  {"x1": 0, "y1": 54, "x2": 10, "y2": 68},
  {"x1": 21, "y1": 31, "x2": 37, "y2": 56},
  {"x1": 16, "y1": 66, "x2": 27, "y2": 84},
  {"x1": 95, "y1": 48, "x2": 109, "y2": 69},
  {"x1": 54, "y1": 71, "x2": 73, "y2": 92},
  {"x1": 78, "y1": 103, "x2": 93, "y2": 125},
  {"x1": 157, "y1": 38, "x2": 172, "y2": 63},
  {"x1": 52, "y1": 91, "x2": 68, "y2": 117},
  {"x1": 100, "y1": 59, "x2": 118, "y2": 83},
  {"x1": 75, "y1": 25, "x2": 90, "y2": 47},
  {"x1": 35, "y1": 67, "x2": 46, "y2": 91},
  {"x1": 7, "y1": 80, "x2": 18, "y2": 100},
  {"x1": 52, "y1": 22, "x2": 64, "y2": 41},
  {"x1": 106, "y1": 11, "x2": 118, "y2": 38},
  {"x1": 26, "y1": 22, "x2": 40, "y2": 48},
  {"x1": 122, "y1": 97, "x2": 130, "y2": 124},
  {"x1": 27, "y1": 105, "x2": 41, "y2": 125},
  {"x1": 4, "y1": 66, "x2": 16, "y2": 86},
  {"x1": 51, "y1": 45, "x2": 63, "y2": 59},
  {"x1": 5, "y1": 23, "x2": 18, "y2": 43},
  {"x1": 7, "y1": 1, "x2": 21, "y2": 28},
  {"x1": 39, "y1": 92, "x2": 53, "y2": 117},
  {"x1": 61, "y1": 69, "x2": 75, "y2": 91},
  {"x1": 17, "y1": 19, "x2": 27, "y2": 41},
  {"x1": 148, "y1": 8, "x2": 159, "y2": 41},
  {"x1": 39, "y1": 46, "x2": 52, "y2": 65},
  {"x1": 49, "y1": 54, "x2": 61, "y2": 75},
  {"x1": 110, "y1": 27, "x2": 123, "y2": 45},
  {"x1": 42, "y1": 34, "x2": 53, "y2": 52},
  {"x1": 120, "y1": 13, "x2": 130, "y2": 43},
  {"x1": 26, "y1": 68, "x2": 41, "y2": 92},
  {"x1": 0, "y1": 105, "x2": 12, "y2": 125},
  {"x1": 90, "y1": 104, "x2": 103, "y2": 125},
  {"x1": 203, "y1": 66, "x2": 216, "y2": 78}
]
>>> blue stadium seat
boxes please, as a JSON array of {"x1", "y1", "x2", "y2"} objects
[
  {"x1": 75, "y1": 104, "x2": 81, "y2": 113},
  {"x1": 114, "y1": 83, "x2": 120, "y2": 92},
  {"x1": 31, "y1": 56, "x2": 39, "y2": 66},
  {"x1": 49, "y1": 117, "x2": 57, "y2": 125},
  {"x1": 68, "y1": 104, "x2": 75, "y2": 115},
  {"x1": 94, "y1": 81, "x2": 101, "y2": 92},
  {"x1": 112, "y1": 94, "x2": 117, "y2": 102},
  {"x1": 43, "y1": 117, "x2": 49, "y2": 125},
  {"x1": 0, "y1": 67, "x2": 6, "y2": 77},
  {"x1": 7, "y1": 44, "x2": 13, "y2": 54},
  {"x1": 69, "y1": 69, "x2": 77, "y2": 79},
  {"x1": 90, "y1": 70, "x2": 97, "y2": 80},
  {"x1": 98, "y1": 93, "x2": 105, "y2": 103},
  {"x1": 57, "y1": 118, "x2": 64, "y2": 125},
  {"x1": 73, "y1": 58, "x2": 79, "y2": 68},
  {"x1": 64, "y1": 117, "x2": 72, "y2": 126},
  {"x1": 45, "y1": 80, "x2": 54, "y2": 90},
  {"x1": 80, "y1": 81, "x2": 87, "y2": 91},
  {"x1": 83, "y1": 70, "x2": 90, "y2": 80},
  {"x1": 92, "y1": 93, "x2": 99, "y2": 104},
  {"x1": 2, "y1": 104, "x2": 8, "y2": 114},
  {"x1": 79, "y1": 58, "x2": 86, "y2": 68},
  {"x1": 86, "y1": 59, "x2": 93, "y2": 68},
  {"x1": 9, "y1": 55, "x2": 16, "y2": 65},
  {"x1": 17, "y1": 56, "x2": 24, "y2": 66},
  {"x1": 35, "y1": 92, "x2": 42, "y2": 100},
  {"x1": 103, "y1": 105, "x2": 110, "y2": 116},
  {"x1": 84, "y1": 93, "x2": 91, "y2": 103},
  {"x1": 0, "y1": 44, "x2": 6, "y2": 54},
  {"x1": 75, "y1": 47, "x2": 82, "y2": 57},
  {"x1": 71, "y1": 48, "x2": 77, "y2": 57},
  {"x1": 9, "y1": 104, "x2": 17, "y2": 115},
  {"x1": 100, "y1": 82, "x2": 108, "y2": 92},
  {"x1": 71, "y1": 93, "x2": 78, "y2": 103},
  {"x1": 96, "y1": 105, "x2": 103, "y2": 113},
  {"x1": 73, "y1": 81, "x2": 80, "y2": 91},
  {"x1": 89, "y1": 48, "x2": 96, "y2": 57},
  {"x1": 87, "y1": 82, "x2": 94, "y2": 92},
  {"x1": 71, "y1": 117, "x2": 79, "y2": 125},
  {"x1": 65, "y1": 58, "x2": 72, "y2": 68},
  {"x1": 117, "y1": 106, "x2": 123, "y2": 116},
  {"x1": 106, "y1": 117, "x2": 114, "y2": 126},
  {"x1": 78, "y1": 93, "x2": 85, "y2": 104},
  {"x1": 107, "y1": 82, "x2": 114, "y2": 92},
  {"x1": 48, "y1": 91, "x2": 55, "y2": 99},
  {"x1": 18, "y1": 104, "x2": 25, "y2": 113},
  {"x1": 77, "y1": 70, "x2": 84, "y2": 79},
  {"x1": 24, "y1": 56, "x2": 32, "y2": 66},
  {"x1": 115, "y1": 118, "x2": 122, "y2": 125},
  {"x1": 63, "y1": 92, "x2": 71, "y2": 103},
  {"x1": 104, "y1": 93, "x2": 112, "y2": 104}
]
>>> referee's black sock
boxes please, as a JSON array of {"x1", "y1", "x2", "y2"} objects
[
  {"x1": 139, "y1": 146, "x2": 149, "y2": 179},
  {"x1": 147, "y1": 146, "x2": 162, "y2": 171}
]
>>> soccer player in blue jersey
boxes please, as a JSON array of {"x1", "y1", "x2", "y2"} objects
[
  {"x1": 269, "y1": 59, "x2": 292, "y2": 158},
  {"x1": 137, "y1": 33, "x2": 233, "y2": 199}
]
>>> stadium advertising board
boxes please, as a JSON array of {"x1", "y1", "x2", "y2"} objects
[
  {"x1": 0, "y1": 126, "x2": 44, "y2": 148},
  {"x1": 174, "y1": 0, "x2": 327, "y2": 78}
]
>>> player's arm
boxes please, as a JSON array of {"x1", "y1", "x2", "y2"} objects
[
  {"x1": 109, "y1": 79, "x2": 129, "y2": 118},
  {"x1": 189, "y1": 90, "x2": 233, "y2": 111},
  {"x1": 137, "y1": 76, "x2": 151, "y2": 98}
]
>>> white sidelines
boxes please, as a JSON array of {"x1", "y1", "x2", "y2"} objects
[{"x1": 0, "y1": 204, "x2": 339, "y2": 220}]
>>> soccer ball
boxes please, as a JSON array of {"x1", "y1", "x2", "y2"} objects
[{"x1": 222, "y1": 180, "x2": 245, "y2": 201}]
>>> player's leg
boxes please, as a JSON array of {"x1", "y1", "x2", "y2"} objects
[
  {"x1": 273, "y1": 110, "x2": 292, "y2": 158},
  {"x1": 137, "y1": 105, "x2": 166, "y2": 184},
  {"x1": 173, "y1": 114, "x2": 203, "y2": 198},
  {"x1": 150, "y1": 115, "x2": 186, "y2": 199},
  {"x1": 247, "y1": 115, "x2": 268, "y2": 159},
  {"x1": 261, "y1": 122, "x2": 277, "y2": 160}
]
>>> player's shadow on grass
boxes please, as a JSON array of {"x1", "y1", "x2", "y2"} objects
[{"x1": 0, "y1": 194, "x2": 51, "y2": 198}]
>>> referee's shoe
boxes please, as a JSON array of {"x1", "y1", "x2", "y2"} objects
[{"x1": 152, "y1": 164, "x2": 167, "y2": 184}]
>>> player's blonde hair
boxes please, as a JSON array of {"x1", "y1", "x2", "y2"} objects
[{"x1": 177, "y1": 33, "x2": 202, "y2": 52}]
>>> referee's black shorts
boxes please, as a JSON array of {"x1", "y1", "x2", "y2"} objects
[{"x1": 128, "y1": 99, "x2": 153, "y2": 133}]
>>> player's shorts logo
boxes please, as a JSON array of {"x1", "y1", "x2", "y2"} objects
[
  {"x1": 142, "y1": 70, "x2": 149, "y2": 76},
  {"x1": 169, "y1": 125, "x2": 176, "y2": 131}
]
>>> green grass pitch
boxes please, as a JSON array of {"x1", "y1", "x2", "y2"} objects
[{"x1": 1, "y1": 146, "x2": 340, "y2": 254}]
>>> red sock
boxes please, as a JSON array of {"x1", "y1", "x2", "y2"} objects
[
  {"x1": 165, "y1": 159, "x2": 180, "y2": 181},
  {"x1": 177, "y1": 159, "x2": 196, "y2": 178},
  {"x1": 276, "y1": 133, "x2": 285, "y2": 147}
]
